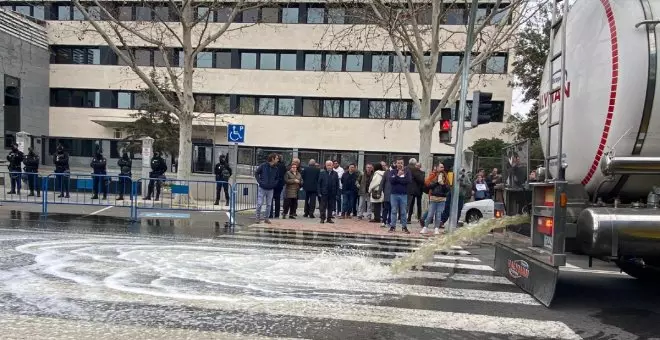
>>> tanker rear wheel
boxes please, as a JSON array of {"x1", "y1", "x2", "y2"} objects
[{"x1": 616, "y1": 258, "x2": 660, "y2": 281}]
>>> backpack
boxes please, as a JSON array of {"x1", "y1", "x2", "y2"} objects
[{"x1": 221, "y1": 168, "x2": 231, "y2": 179}]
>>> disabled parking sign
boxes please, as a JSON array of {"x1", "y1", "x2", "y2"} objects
[{"x1": 227, "y1": 124, "x2": 245, "y2": 143}]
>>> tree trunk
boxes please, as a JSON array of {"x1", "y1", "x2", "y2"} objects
[
  {"x1": 418, "y1": 118, "x2": 434, "y2": 173},
  {"x1": 177, "y1": 114, "x2": 193, "y2": 181}
]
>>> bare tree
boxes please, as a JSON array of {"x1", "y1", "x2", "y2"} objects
[
  {"x1": 321, "y1": 0, "x2": 547, "y2": 171},
  {"x1": 69, "y1": 0, "x2": 262, "y2": 182}
]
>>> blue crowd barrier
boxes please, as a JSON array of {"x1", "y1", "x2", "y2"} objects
[{"x1": 0, "y1": 171, "x2": 254, "y2": 227}]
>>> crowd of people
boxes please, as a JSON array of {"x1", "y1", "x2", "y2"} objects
[{"x1": 253, "y1": 152, "x2": 506, "y2": 234}]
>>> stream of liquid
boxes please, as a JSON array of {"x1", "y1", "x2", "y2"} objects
[{"x1": 390, "y1": 214, "x2": 530, "y2": 274}]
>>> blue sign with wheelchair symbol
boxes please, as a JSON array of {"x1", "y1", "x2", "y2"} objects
[{"x1": 227, "y1": 124, "x2": 245, "y2": 143}]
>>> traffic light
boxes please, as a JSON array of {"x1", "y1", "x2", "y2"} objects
[
  {"x1": 439, "y1": 108, "x2": 452, "y2": 143},
  {"x1": 471, "y1": 91, "x2": 493, "y2": 127}
]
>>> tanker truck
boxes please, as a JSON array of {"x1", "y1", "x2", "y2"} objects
[{"x1": 493, "y1": 0, "x2": 660, "y2": 307}]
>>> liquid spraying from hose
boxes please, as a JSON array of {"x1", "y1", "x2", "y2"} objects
[{"x1": 390, "y1": 214, "x2": 530, "y2": 274}]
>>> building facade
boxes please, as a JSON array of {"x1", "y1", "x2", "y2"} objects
[
  {"x1": 0, "y1": 8, "x2": 49, "y2": 159},
  {"x1": 1, "y1": 1, "x2": 513, "y2": 173}
]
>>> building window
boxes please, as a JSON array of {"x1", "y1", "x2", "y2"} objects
[
  {"x1": 261, "y1": 7, "x2": 279, "y2": 23},
  {"x1": 260, "y1": 53, "x2": 277, "y2": 70},
  {"x1": 216, "y1": 7, "x2": 232, "y2": 22},
  {"x1": 32, "y1": 5, "x2": 45, "y2": 20},
  {"x1": 4, "y1": 75, "x2": 20, "y2": 148},
  {"x1": 446, "y1": 8, "x2": 466, "y2": 24},
  {"x1": 491, "y1": 6, "x2": 509, "y2": 24},
  {"x1": 196, "y1": 52, "x2": 213, "y2": 68},
  {"x1": 118, "y1": 6, "x2": 132, "y2": 21},
  {"x1": 327, "y1": 8, "x2": 345, "y2": 24},
  {"x1": 117, "y1": 92, "x2": 132, "y2": 109},
  {"x1": 215, "y1": 95, "x2": 230, "y2": 114},
  {"x1": 389, "y1": 101, "x2": 408, "y2": 119},
  {"x1": 258, "y1": 97, "x2": 276, "y2": 115},
  {"x1": 240, "y1": 52, "x2": 258, "y2": 69},
  {"x1": 154, "y1": 50, "x2": 170, "y2": 67},
  {"x1": 440, "y1": 55, "x2": 461, "y2": 73},
  {"x1": 197, "y1": 7, "x2": 214, "y2": 21},
  {"x1": 411, "y1": 103, "x2": 421, "y2": 119},
  {"x1": 215, "y1": 51, "x2": 231, "y2": 68},
  {"x1": 57, "y1": 5, "x2": 70, "y2": 20},
  {"x1": 307, "y1": 8, "x2": 325, "y2": 23},
  {"x1": 242, "y1": 8, "x2": 259, "y2": 23},
  {"x1": 345, "y1": 54, "x2": 363, "y2": 72},
  {"x1": 393, "y1": 55, "x2": 411, "y2": 73},
  {"x1": 87, "y1": 91, "x2": 101, "y2": 108},
  {"x1": 323, "y1": 99, "x2": 341, "y2": 118},
  {"x1": 278, "y1": 98, "x2": 295, "y2": 116},
  {"x1": 135, "y1": 6, "x2": 152, "y2": 21},
  {"x1": 15, "y1": 5, "x2": 30, "y2": 16},
  {"x1": 325, "y1": 54, "x2": 343, "y2": 72},
  {"x1": 282, "y1": 7, "x2": 299, "y2": 23},
  {"x1": 194, "y1": 95, "x2": 214, "y2": 113},
  {"x1": 304, "y1": 53, "x2": 322, "y2": 71},
  {"x1": 154, "y1": 6, "x2": 170, "y2": 21},
  {"x1": 303, "y1": 99, "x2": 320, "y2": 117},
  {"x1": 369, "y1": 100, "x2": 387, "y2": 118},
  {"x1": 280, "y1": 53, "x2": 297, "y2": 70},
  {"x1": 133, "y1": 92, "x2": 150, "y2": 110},
  {"x1": 485, "y1": 55, "x2": 507, "y2": 74},
  {"x1": 371, "y1": 55, "x2": 390, "y2": 72},
  {"x1": 239, "y1": 97, "x2": 255, "y2": 114},
  {"x1": 343, "y1": 100, "x2": 361, "y2": 118}
]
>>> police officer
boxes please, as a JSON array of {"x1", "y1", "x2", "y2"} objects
[
  {"x1": 214, "y1": 154, "x2": 232, "y2": 206},
  {"x1": 90, "y1": 147, "x2": 107, "y2": 200},
  {"x1": 144, "y1": 151, "x2": 167, "y2": 201},
  {"x1": 23, "y1": 147, "x2": 40, "y2": 197},
  {"x1": 117, "y1": 150, "x2": 132, "y2": 201},
  {"x1": 6, "y1": 143, "x2": 24, "y2": 195},
  {"x1": 54, "y1": 144, "x2": 70, "y2": 198}
]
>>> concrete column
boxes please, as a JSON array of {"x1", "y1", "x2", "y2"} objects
[
  {"x1": 141, "y1": 137, "x2": 154, "y2": 196},
  {"x1": 358, "y1": 150, "x2": 365, "y2": 171},
  {"x1": 15, "y1": 131, "x2": 30, "y2": 153}
]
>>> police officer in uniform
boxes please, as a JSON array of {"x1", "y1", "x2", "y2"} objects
[
  {"x1": 23, "y1": 147, "x2": 40, "y2": 197},
  {"x1": 144, "y1": 151, "x2": 167, "y2": 201},
  {"x1": 90, "y1": 147, "x2": 108, "y2": 200},
  {"x1": 214, "y1": 154, "x2": 232, "y2": 206},
  {"x1": 54, "y1": 144, "x2": 70, "y2": 198},
  {"x1": 6, "y1": 143, "x2": 23, "y2": 195},
  {"x1": 117, "y1": 150, "x2": 132, "y2": 201}
]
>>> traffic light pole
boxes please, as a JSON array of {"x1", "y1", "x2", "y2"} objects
[{"x1": 447, "y1": 0, "x2": 479, "y2": 233}]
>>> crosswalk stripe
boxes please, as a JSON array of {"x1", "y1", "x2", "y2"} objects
[{"x1": 14, "y1": 278, "x2": 578, "y2": 340}]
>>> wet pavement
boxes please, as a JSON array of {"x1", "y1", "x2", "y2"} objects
[{"x1": 0, "y1": 207, "x2": 658, "y2": 339}]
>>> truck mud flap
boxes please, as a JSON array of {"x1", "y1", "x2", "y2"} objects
[{"x1": 494, "y1": 242, "x2": 559, "y2": 307}]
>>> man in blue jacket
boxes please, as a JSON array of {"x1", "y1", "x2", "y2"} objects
[
  {"x1": 254, "y1": 153, "x2": 279, "y2": 224},
  {"x1": 389, "y1": 158, "x2": 412, "y2": 234}
]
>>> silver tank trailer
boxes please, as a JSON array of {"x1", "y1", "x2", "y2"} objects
[{"x1": 576, "y1": 207, "x2": 660, "y2": 258}]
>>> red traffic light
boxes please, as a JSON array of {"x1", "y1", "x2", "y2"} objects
[{"x1": 440, "y1": 119, "x2": 451, "y2": 131}]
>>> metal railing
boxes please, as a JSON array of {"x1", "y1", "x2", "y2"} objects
[{"x1": 0, "y1": 171, "x2": 257, "y2": 226}]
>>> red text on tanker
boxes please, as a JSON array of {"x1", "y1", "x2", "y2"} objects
[{"x1": 540, "y1": 82, "x2": 571, "y2": 109}]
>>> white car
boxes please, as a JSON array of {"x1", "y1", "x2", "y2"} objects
[{"x1": 459, "y1": 199, "x2": 506, "y2": 224}]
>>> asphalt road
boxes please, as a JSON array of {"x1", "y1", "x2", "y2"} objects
[{"x1": 0, "y1": 207, "x2": 657, "y2": 339}]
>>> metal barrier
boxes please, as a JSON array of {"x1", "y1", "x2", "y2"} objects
[
  {"x1": 43, "y1": 173, "x2": 137, "y2": 211},
  {"x1": 0, "y1": 171, "x2": 43, "y2": 205},
  {"x1": 0, "y1": 171, "x2": 257, "y2": 227}
]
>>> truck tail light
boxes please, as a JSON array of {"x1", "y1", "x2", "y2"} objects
[
  {"x1": 544, "y1": 187, "x2": 555, "y2": 207},
  {"x1": 537, "y1": 217, "x2": 553, "y2": 235},
  {"x1": 495, "y1": 210, "x2": 503, "y2": 218}
]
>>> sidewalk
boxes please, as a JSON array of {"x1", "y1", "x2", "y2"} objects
[{"x1": 249, "y1": 213, "x2": 427, "y2": 239}]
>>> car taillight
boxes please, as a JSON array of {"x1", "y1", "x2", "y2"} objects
[
  {"x1": 495, "y1": 210, "x2": 503, "y2": 218},
  {"x1": 537, "y1": 216, "x2": 553, "y2": 235}
]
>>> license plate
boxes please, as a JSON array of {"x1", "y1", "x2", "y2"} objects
[{"x1": 543, "y1": 235, "x2": 553, "y2": 249}]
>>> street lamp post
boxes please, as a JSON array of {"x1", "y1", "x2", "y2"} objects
[{"x1": 447, "y1": 0, "x2": 479, "y2": 233}]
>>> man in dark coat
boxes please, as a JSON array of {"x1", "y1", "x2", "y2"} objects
[
  {"x1": 23, "y1": 147, "x2": 40, "y2": 197},
  {"x1": 269, "y1": 154, "x2": 287, "y2": 218},
  {"x1": 317, "y1": 160, "x2": 339, "y2": 224},
  {"x1": 117, "y1": 150, "x2": 132, "y2": 201},
  {"x1": 301, "y1": 159, "x2": 320, "y2": 218},
  {"x1": 214, "y1": 154, "x2": 232, "y2": 206},
  {"x1": 53, "y1": 144, "x2": 70, "y2": 198},
  {"x1": 406, "y1": 158, "x2": 426, "y2": 223},
  {"x1": 90, "y1": 147, "x2": 108, "y2": 200},
  {"x1": 6, "y1": 143, "x2": 23, "y2": 195},
  {"x1": 144, "y1": 151, "x2": 167, "y2": 201}
]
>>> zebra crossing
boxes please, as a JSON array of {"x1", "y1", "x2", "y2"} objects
[{"x1": 0, "y1": 227, "x2": 583, "y2": 340}]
